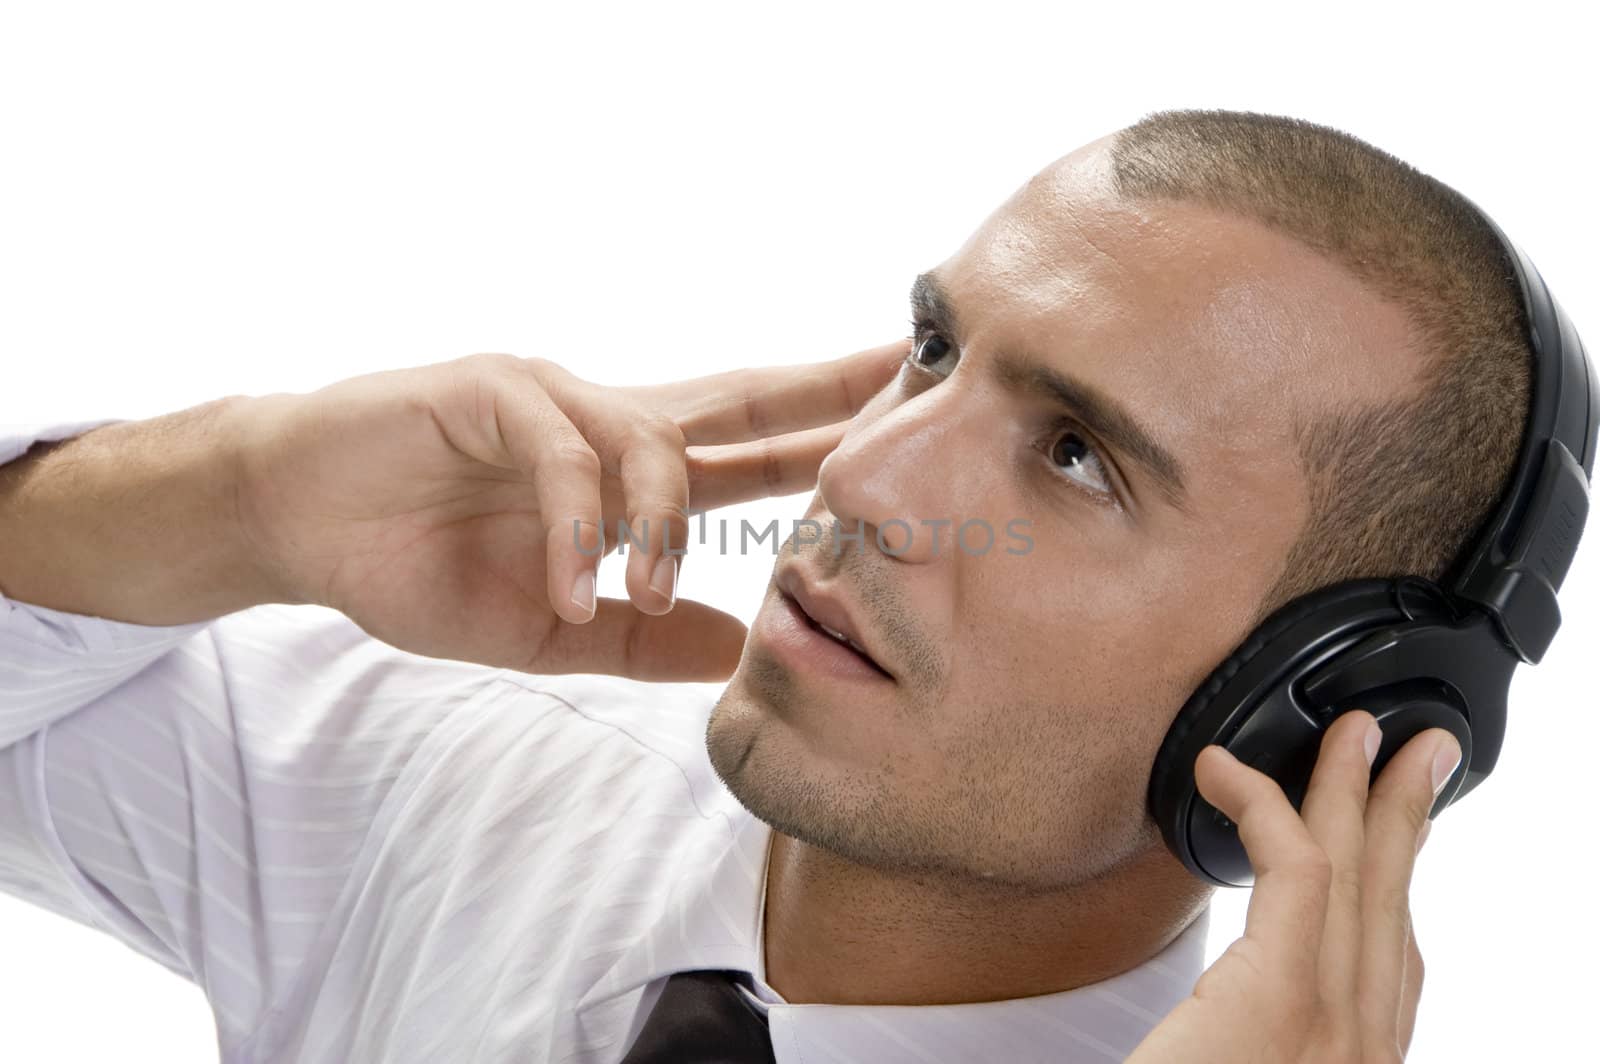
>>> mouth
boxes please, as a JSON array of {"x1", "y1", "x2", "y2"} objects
[
  {"x1": 764, "y1": 564, "x2": 899, "y2": 686},
  {"x1": 781, "y1": 588, "x2": 896, "y2": 681}
]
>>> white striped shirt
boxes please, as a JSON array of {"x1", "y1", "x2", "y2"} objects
[{"x1": 0, "y1": 420, "x2": 1210, "y2": 1062}]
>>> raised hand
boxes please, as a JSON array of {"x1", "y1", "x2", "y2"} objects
[
  {"x1": 230, "y1": 341, "x2": 907, "y2": 679},
  {"x1": 1125, "y1": 710, "x2": 1461, "y2": 1063}
]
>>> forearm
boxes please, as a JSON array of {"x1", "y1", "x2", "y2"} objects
[{"x1": 0, "y1": 396, "x2": 290, "y2": 624}]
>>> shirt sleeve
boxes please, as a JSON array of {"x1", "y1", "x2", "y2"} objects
[{"x1": 0, "y1": 421, "x2": 511, "y2": 1052}]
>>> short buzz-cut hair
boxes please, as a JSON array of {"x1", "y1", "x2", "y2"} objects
[{"x1": 1107, "y1": 108, "x2": 1534, "y2": 633}]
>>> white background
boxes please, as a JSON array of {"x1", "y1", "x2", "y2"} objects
[{"x1": 2, "y1": 2, "x2": 1595, "y2": 1061}]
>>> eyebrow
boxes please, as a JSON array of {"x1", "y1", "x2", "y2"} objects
[{"x1": 910, "y1": 271, "x2": 1191, "y2": 514}]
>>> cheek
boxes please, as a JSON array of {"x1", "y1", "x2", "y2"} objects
[
  {"x1": 939, "y1": 599, "x2": 1127, "y2": 757},
  {"x1": 925, "y1": 665, "x2": 1159, "y2": 872},
  {"x1": 937, "y1": 576, "x2": 1187, "y2": 781},
  {"x1": 965, "y1": 561, "x2": 1142, "y2": 680}
]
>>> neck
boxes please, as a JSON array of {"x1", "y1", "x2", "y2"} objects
[{"x1": 760, "y1": 830, "x2": 1213, "y2": 1006}]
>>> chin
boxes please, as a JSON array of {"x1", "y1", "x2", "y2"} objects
[{"x1": 705, "y1": 685, "x2": 765, "y2": 789}]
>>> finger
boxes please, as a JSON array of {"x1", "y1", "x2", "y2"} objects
[
  {"x1": 1357, "y1": 726, "x2": 1459, "y2": 1055},
  {"x1": 1194, "y1": 744, "x2": 1331, "y2": 981},
  {"x1": 449, "y1": 357, "x2": 606, "y2": 625},
  {"x1": 527, "y1": 596, "x2": 749, "y2": 681},
  {"x1": 1297, "y1": 709, "x2": 1380, "y2": 1008},
  {"x1": 634, "y1": 339, "x2": 908, "y2": 446},
  {"x1": 617, "y1": 416, "x2": 691, "y2": 617},
  {"x1": 522, "y1": 358, "x2": 694, "y2": 619},
  {"x1": 686, "y1": 421, "x2": 848, "y2": 511},
  {"x1": 1397, "y1": 905, "x2": 1424, "y2": 1053}
]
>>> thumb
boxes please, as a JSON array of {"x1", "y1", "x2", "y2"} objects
[{"x1": 529, "y1": 597, "x2": 748, "y2": 681}]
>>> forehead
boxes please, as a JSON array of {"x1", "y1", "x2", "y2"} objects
[{"x1": 938, "y1": 145, "x2": 1425, "y2": 454}]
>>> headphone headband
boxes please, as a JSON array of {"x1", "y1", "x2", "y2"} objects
[{"x1": 1442, "y1": 205, "x2": 1598, "y2": 663}]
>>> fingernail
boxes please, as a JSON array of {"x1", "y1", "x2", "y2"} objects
[
  {"x1": 570, "y1": 569, "x2": 596, "y2": 618},
  {"x1": 650, "y1": 554, "x2": 678, "y2": 607},
  {"x1": 1363, "y1": 719, "x2": 1382, "y2": 767},
  {"x1": 1431, "y1": 734, "x2": 1462, "y2": 796}
]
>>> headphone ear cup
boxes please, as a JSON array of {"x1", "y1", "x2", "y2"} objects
[{"x1": 1148, "y1": 577, "x2": 1431, "y2": 885}]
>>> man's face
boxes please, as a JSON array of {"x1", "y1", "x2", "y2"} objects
[{"x1": 706, "y1": 136, "x2": 1424, "y2": 891}]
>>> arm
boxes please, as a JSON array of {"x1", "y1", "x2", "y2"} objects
[
  {"x1": 3, "y1": 344, "x2": 904, "y2": 676},
  {"x1": 0, "y1": 590, "x2": 511, "y2": 1051},
  {"x1": 0, "y1": 420, "x2": 516, "y2": 1052},
  {"x1": 0, "y1": 398, "x2": 288, "y2": 626},
  {"x1": 0, "y1": 345, "x2": 898, "y2": 1049}
]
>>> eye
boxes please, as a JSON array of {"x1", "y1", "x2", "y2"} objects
[
  {"x1": 903, "y1": 319, "x2": 1119, "y2": 506},
  {"x1": 905, "y1": 323, "x2": 958, "y2": 377},
  {"x1": 1045, "y1": 422, "x2": 1115, "y2": 498}
]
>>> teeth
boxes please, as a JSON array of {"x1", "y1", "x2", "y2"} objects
[{"x1": 817, "y1": 622, "x2": 868, "y2": 658}]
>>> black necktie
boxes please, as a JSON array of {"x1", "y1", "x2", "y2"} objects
[{"x1": 619, "y1": 969, "x2": 778, "y2": 1063}]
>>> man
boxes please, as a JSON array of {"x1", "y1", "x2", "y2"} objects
[{"x1": 0, "y1": 108, "x2": 1498, "y2": 1061}]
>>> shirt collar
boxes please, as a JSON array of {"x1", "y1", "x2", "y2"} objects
[{"x1": 578, "y1": 801, "x2": 1211, "y2": 1062}]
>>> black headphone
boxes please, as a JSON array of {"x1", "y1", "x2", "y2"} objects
[{"x1": 1148, "y1": 197, "x2": 1600, "y2": 887}]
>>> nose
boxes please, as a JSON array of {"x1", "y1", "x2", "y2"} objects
[{"x1": 815, "y1": 375, "x2": 994, "y2": 565}]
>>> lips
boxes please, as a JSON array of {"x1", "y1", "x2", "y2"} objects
[
  {"x1": 810, "y1": 615, "x2": 873, "y2": 660},
  {"x1": 776, "y1": 568, "x2": 894, "y2": 680}
]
